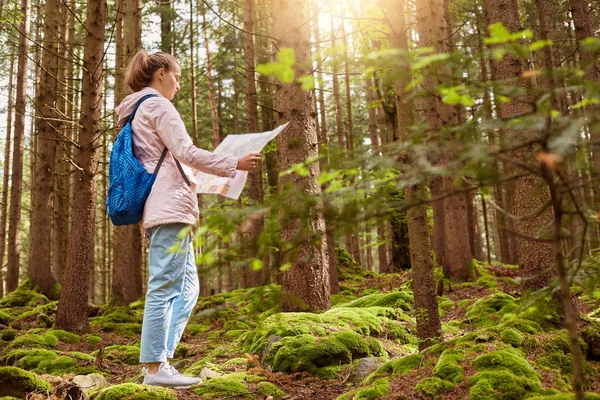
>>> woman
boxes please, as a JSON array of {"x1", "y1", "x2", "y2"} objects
[{"x1": 115, "y1": 50, "x2": 260, "y2": 389}]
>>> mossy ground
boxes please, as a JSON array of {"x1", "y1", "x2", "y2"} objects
[{"x1": 1, "y1": 255, "x2": 599, "y2": 399}]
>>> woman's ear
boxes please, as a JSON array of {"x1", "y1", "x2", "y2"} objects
[{"x1": 157, "y1": 68, "x2": 164, "y2": 81}]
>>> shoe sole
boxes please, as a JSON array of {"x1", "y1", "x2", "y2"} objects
[{"x1": 144, "y1": 382, "x2": 199, "y2": 389}]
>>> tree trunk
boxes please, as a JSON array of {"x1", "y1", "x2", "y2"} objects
[
  {"x1": 570, "y1": 0, "x2": 600, "y2": 253},
  {"x1": 0, "y1": 50, "x2": 15, "y2": 298},
  {"x1": 313, "y1": 5, "x2": 339, "y2": 293},
  {"x1": 484, "y1": 0, "x2": 555, "y2": 290},
  {"x1": 417, "y1": 0, "x2": 473, "y2": 281},
  {"x1": 55, "y1": 0, "x2": 106, "y2": 333},
  {"x1": 159, "y1": 0, "x2": 172, "y2": 53},
  {"x1": 382, "y1": 0, "x2": 441, "y2": 349},
  {"x1": 189, "y1": 0, "x2": 198, "y2": 143},
  {"x1": 272, "y1": 0, "x2": 330, "y2": 312},
  {"x1": 112, "y1": 0, "x2": 144, "y2": 305},
  {"x1": 241, "y1": 0, "x2": 265, "y2": 289},
  {"x1": 7, "y1": 0, "x2": 31, "y2": 293},
  {"x1": 28, "y1": 0, "x2": 61, "y2": 297}
]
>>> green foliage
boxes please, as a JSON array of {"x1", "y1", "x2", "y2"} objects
[
  {"x1": 47, "y1": 329, "x2": 82, "y2": 344},
  {"x1": 0, "y1": 328, "x2": 17, "y2": 341},
  {"x1": 3, "y1": 332, "x2": 59, "y2": 353},
  {"x1": 94, "y1": 383, "x2": 176, "y2": 400}
]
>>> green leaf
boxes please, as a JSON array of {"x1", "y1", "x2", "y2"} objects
[
  {"x1": 298, "y1": 75, "x2": 315, "y2": 90},
  {"x1": 411, "y1": 53, "x2": 450, "y2": 70},
  {"x1": 440, "y1": 86, "x2": 475, "y2": 107},
  {"x1": 279, "y1": 263, "x2": 292, "y2": 272},
  {"x1": 256, "y1": 47, "x2": 296, "y2": 83},
  {"x1": 572, "y1": 97, "x2": 599, "y2": 109},
  {"x1": 529, "y1": 39, "x2": 553, "y2": 52},
  {"x1": 485, "y1": 23, "x2": 532, "y2": 45},
  {"x1": 251, "y1": 259, "x2": 263, "y2": 272},
  {"x1": 581, "y1": 37, "x2": 600, "y2": 53}
]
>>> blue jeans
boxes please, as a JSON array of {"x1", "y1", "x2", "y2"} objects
[{"x1": 140, "y1": 223, "x2": 199, "y2": 363}]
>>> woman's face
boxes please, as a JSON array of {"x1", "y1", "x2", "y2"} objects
[{"x1": 155, "y1": 64, "x2": 181, "y2": 100}]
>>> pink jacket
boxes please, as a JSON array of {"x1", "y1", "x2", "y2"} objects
[{"x1": 115, "y1": 87, "x2": 238, "y2": 229}]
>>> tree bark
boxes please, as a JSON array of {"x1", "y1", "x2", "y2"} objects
[
  {"x1": 112, "y1": 0, "x2": 144, "y2": 305},
  {"x1": 272, "y1": 0, "x2": 330, "y2": 312},
  {"x1": 484, "y1": 0, "x2": 555, "y2": 289},
  {"x1": 241, "y1": 0, "x2": 265, "y2": 289},
  {"x1": 28, "y1": 0, "x2": 61, "y2": 297},
  {"x1": 7, "y1": 0, "x2": 31, "y2": 293},
  {"x1": 417, "y1": 0, "x2": 473, "y2": 281},
  {"x1": 55, "y1": 0, "x2": 106, "y2": 333},
  {"x1": 159, "y1": 0, "x2": 172, "y2": 53},
  {"x1": 381, "y1": 0, "x2": 441, "y2": 349},
  {"x1": 0, "y1": 50, "x2": 15, "y2": 298}
]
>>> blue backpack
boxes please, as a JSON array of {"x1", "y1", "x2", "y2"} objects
[{"x1": 106, "y1": 94, "x2": 190, "y2": 226}]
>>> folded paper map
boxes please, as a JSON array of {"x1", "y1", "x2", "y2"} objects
[{"x1": 195, "y1": 122, "x2": 290, "y2": 199}]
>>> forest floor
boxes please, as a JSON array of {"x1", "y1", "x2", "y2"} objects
[{"x1": 1, "y1": 251, "x2": 599, "y2": 399}]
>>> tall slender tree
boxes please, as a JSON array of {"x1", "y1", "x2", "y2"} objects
[
  {"x1": 381, "y1": 0, "x2": 441, "y2": 349},
  {"x1": 0, "y1": 50, "x2": 15, "y2": 298},
  {"x1": 55, "y1": 0, "x2": 106, "y2": 332},
  {"x1": 7, "y1": 0, "x2": 31, "y2": 293},
  {"x1": 28, "y1": 0, "x2": 61, "y2": 297},
  {"x1": 272, "y1": 0, "x2": 330, "y2": 312}
]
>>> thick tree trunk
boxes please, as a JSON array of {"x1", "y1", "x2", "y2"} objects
[
  {"x1": 484, "y1": 0, "x2": 555, "y2": 290},
  {"x1": 0, "y1": 51, "x2": 15, "y2": 298},
  {"x1": 28, "y1": 0, "x2": 61, "y2": 297},
  {"x1": 55, "y1": 0, "x2": 106, "y2": 333},
  {"x1": 7, "y1": 0, "x2": 31, "y2": 293},
  {"x1": 272, "y1": 0, "x2": 330, "y2": 312}
]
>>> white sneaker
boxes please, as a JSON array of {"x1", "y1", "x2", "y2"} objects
[{"x1": 143, "y1": 362, "x2": 201, "y2": 389}]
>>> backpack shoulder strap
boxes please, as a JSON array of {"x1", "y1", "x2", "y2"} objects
[
  {"x1": 153, "y1": 148, "x2": 192, "y2": 187},
  {"x1": 127, "y1": 93, "x2": 158, "y2": 125}
]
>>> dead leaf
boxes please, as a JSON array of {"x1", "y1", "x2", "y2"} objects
[
  {"x1": 537, "y1": 152, "x2": 562, "y2": 169},
  {"x1": 522, "y1": 69, "x2": 541, "y2": 78}
]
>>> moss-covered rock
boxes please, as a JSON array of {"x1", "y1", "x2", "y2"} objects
[
  {"x1": 47, "y1": 329, "x2": 82, "y2": 344},
  {"x1": 96, "y1": 323, "x2": 142, "y2": 338},
  {"x1": 0, "y1": 366, "x2": 52, "y2": 398},
  {"x1": 0, "y1": 328, "x2": 17, "y2": 341},
  {"x1": 256, "y1": 381, "x2": 285, "y2": 398},
  {"x1": 528, "y1": 394, "x2": 600, "y2": 400},
  {"x1": 93, "y1": 383, "x2": 176, "y2": 400},
  {"x1": 415, "y1": 377, "x2": 454, "y2": 399},
  {"x1": 186, "y1": 324, "x2": 210, "y2": 337},
  {"x1": 193, "y1": 374, "x2": 252, "y2": 399},
  {"x1": 472, "y1": 349, "x2": 539, "y2": 380},
  {"x1": 433, "y1": 349, "x2": 464, "y2": 384},
  {"x1": 265, "y1": 330, "x2": 384, "y2": 375},
  {"x1": 0, "y1": 311, "x2": 10, "y2": 325},
  {"x1": 581, "y1": 323, "x2": 600, "y2": 360},
  {"x1": 469, "y1": 370, "x2": 542, "y2": 399},
  {"x1": 465, "y1": 292, "x2": 519, "y2": 328},
  {"x1": 383, "y1": 320, "x2": 416, "y2": 345},
  {"x1": 2, "y1": 332, "x2": 59, "y2": 353},
  {"x1": 86, "y1": 335, "x2": 103, "y2": 344},
  {"x1": 367, "y1": 354, "x2": 423, "y2": 383},
  {"x1": 500, "y1": 328, "x2": 524, "y2": 347},
  {"x1": 0, "y1": 280, "x2": 50, "y2": 309},
  {"x1": 243, "y1": 306, "x2": 406, "y2": 356},
  {"x1": 92, "y1": 345, "x2": 139, "y2": 365},
  {"x1": 342, "y1": 291, "x2": 413, "y2": 312}
]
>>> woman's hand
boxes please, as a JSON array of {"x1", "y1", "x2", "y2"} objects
[{"x1": 237, "y1": 153, "x2": 262, "y2": 171}]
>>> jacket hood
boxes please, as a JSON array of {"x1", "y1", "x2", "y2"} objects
[{"x1": 115, "y1": 87, "x2": 163, "y2": 128}]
